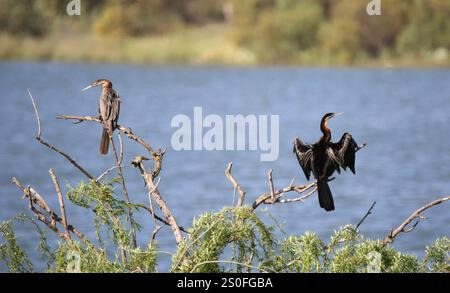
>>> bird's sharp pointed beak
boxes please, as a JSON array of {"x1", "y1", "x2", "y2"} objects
[
  {"x1": 81, "y1": 85, "x2": 93, "y2": 91},
  {"x1": 333, "y1": 112, "x2": 344, "y2": 118}
]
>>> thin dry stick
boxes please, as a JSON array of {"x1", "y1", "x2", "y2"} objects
[
  {"x1": 110, "y1": 131, "x2": 137, "y2": 249},
  {"x1": 12, "y1": 177, "x2": 90, "y2": 244},
  {"x1": 224, "y1": 163, "x2": 319, "y2": 210},
  {"x1": 27, "y1": 90, "x2": 94, "y2": 180},
  {"x1": 383, "y1": 196, "x2": 450, "y2": 246},
  {"x1": 277, "y1": 185, "x2": 318, "y2": 203},
  {"x1": 252, "y1": 181, "x2": 318, "y2": 210},
  {"x1": 355, "y1": 201, "x2": 377, "y2": 230},
  {"x1": 96, "y1": 165, "x2": 123, "y2": 182},
  {"x1": 49, "y1": 169, "x2": 71, "y2": 240},
  {"x1": 56, "y1": 115, "x2": 155, "y2": 156},
  {"x1": 147, "y1": 177, "x2": 162, "y2": 243},
  {"x1": 268, "y1": 169, "x2": 275, "y2": 200},
  {"x1": 225, "y1": 162, "x2": 246, "y2": 207}
]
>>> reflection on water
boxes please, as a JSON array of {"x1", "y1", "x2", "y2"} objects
[{"x1": 0, "y1": 62, "x2": 449, "y2": 271}]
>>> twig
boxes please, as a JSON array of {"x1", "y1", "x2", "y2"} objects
[
  {"x1": 355, "y1": 201, "x2": 376, "y2": 230},
  {"x1": 110, "y1": 131, "x2": 137, "y2": 249},
  {"x1": 49, "y1": 169, "x2": 71, "y2": 240},
  {"x1": 56, "y1": 115, "x2": 155, "y2": 156},
  {"x1": 277, "y1": 185, "x2": 318, "y2": 203},
  {"x1": 147, "y1": 177, "x2": 162, "y2": 244},
  {"x1": 12, "y1": 177, "x2": 90, "y2": 245},
  {"x1": 251, "y1": 180, "x2": 318, "y2": 210},
  {"x1": 383, "y1": 196, "x2": 449, "y2": 246},
  {"x1": 95, "y1": 165, "x2": 124, "y2": 182},
  {"x1": 225, "y1": 162, "x2": 246, "y2": 207},
  {"x1": 27, "y1": 91, "x2": 94, "y2": 180},
  {"x1": 268, "y1": 169, "x2": 275, "y2": 200}
]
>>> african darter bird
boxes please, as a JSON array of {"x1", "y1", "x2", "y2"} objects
[
  {"x1": 82, "y1": 79, "x2": 120, "y2": 155},
  {"x1": 293, "y1": 113, "x2": 361, "y2": 212}
]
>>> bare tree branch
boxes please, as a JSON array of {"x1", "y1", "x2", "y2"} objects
[
  {"x1": 56, "y1": 115, "x2": 156, "y2": 156},
  {"x1": 383, "y1": 196, "x2": 449, "y2": 246},
  {"x1": 225, "y1": 162, "x2": 246, "y2": 207},
  {"x1": 268, "y1": 169, "x2": 275, "y2": 200},
  {"x1": 27, "y1": 91, "x2": 94, "y2": 180},
  {"x1": 355, "y1": 201, "x2": 376, "y2": 230},
  {"x1": 49, "y1": 169, "x2": 71, "y2": 240},
  {"x1": 132, "y1": 155, "x2": 183, "y2": 245},
  {"x1": 12, "y1": 177, "x2": 90, "y2": 245}
]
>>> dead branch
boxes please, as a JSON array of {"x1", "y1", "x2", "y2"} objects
[
  {"x1": 268, "y1": 169, "x2": 275, "y2": 200},
  {"x1": 132, "y1": 156, "x2": 183, "y2": 245},
  {"x1": 27, "y1": 90, "x2": 94, "y2": 180},
  {"x1": 12, "y1": 177, "x2": 90, "y2": 245},
  {"x1": 49, "y1": 169, "x2": 71, "y2": 240},
  {"x1": 225, "y1": 162, "x2": 246, "y2": 207},
  {"x1": 383, "y1": 196, "x2": 450, "y2": 246},
  {"x1": 355, "y1": 201, "x2": 376, "y2": 230},
  {"x1": 56, "y1": 115, "x2": 156, "y2": 156},
  {"x1": 224, "y1": 163, "x2": 319, "y2": 210}
]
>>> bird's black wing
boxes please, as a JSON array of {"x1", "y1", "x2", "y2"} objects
[
  {"x1": 293, "y1": 137, "x2": 313, "y2": 180},
  {"x1": 330, "y1": 132, "x2": 358, "y2": 173}
]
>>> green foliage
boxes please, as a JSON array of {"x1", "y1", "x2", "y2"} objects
[
  {"x1": 274, "y1": 232, "x2": 328, "y2": 272},
  {"x1": 171, "y1": 207, "x2": 276, "y2": 273},
  {"x1": 0, "y1": 0, "x2": 449, "y2": 64},
  {"x1": 233, "y1": 0, "x2": 324, "y2": 61},
  {"x1": 0, "y1": 0, "x2": 51, "y2": 36},
  {"x1": 0, "y1": 216, "x2": 33, "y2": 272},
  {"x1": 67, "y1": 178, "x2": 142, "y2": 248},
  {"x1": 422, "y1": 237, "x2": 450, "y2": 273},
  {"x1": 49, "y1": 240, "x2": 157, "y2": 273},
  {"x1": 1, "y1": 181, "x2": 448, "y2": 273},
  {"x1": 397, "y1": 0, "x2": 450, "y2": 53}
]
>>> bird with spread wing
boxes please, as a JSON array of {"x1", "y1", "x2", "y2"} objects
[{"x1": 293, "y1": 113, "x2": 362, "y2": 211}]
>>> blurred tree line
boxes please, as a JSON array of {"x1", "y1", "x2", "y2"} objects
[{"x1": 0, "y1": 0, "x2": 449, "y2": 63}]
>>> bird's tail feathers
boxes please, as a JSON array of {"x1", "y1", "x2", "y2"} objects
[
  {"x1": 100, "y1": 128, "x2": 110, "y2": 155},
  {"x1": 317, "y1": 179, "x2": 335, "y2": 212}
]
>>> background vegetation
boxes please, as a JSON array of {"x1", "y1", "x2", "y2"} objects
[{"x1": 0, "y1": 0, "x2": 449, "y2": 66}]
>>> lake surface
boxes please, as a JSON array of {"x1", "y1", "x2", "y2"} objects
[{"x1": 0, "y1": 62, "x2": 449, "y2": 272}]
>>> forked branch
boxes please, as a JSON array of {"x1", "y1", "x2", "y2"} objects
[{"x1": 383, "y1": 196, "x2": 449, "y2": 246}]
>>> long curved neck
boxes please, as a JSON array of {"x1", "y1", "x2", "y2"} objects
[
  {"x1": 320, "y1": 119, "x2": 331, "y2": 143},
  {"x1": 102, "y1": 85, "x2": 114, "y2": 100}
]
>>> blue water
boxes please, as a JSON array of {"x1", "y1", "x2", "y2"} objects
[{"x1": 0, "y1": 62, "x2": 449, "y2": 272}]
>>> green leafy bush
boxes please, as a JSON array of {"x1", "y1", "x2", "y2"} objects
[{"x1": 1, "y1": 181, "x2": 448, "y2": 273}]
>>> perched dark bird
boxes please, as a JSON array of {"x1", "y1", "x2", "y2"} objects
[
  {"x1": 82, "y1": 79, "x2": 120, "y2": 155},
  {"x1": 293, "y1": 113, "x2": 360, "y2": 212}
]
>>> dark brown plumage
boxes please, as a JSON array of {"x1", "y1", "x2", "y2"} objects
[
  {"x1": 82, "y1": 79, "x2": 120, "y2": 155},
  {"x1": 293, "y1": 113, "x2": 360, "y2": 211}
]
